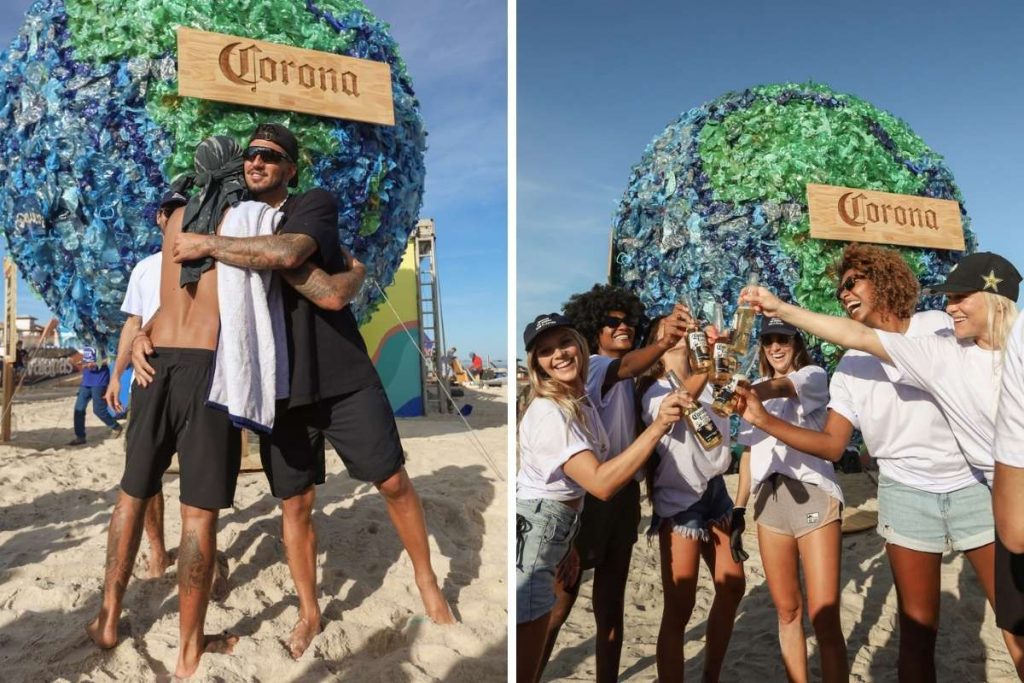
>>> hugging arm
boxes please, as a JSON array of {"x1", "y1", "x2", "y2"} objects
[{"x1": 280, "y1": 247, "x2": 367, "y2": 311}]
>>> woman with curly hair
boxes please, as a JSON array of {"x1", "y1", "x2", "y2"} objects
[
  {"x1": 515, "y1": 313, "x2": 685, "y2": 683},
  {"x1": 732, "y1": 318, "x2": 848, "y2": 682},
  {"x1": 739, "y1": 246, "x2": 1024, "y2": 680},
  {"x1": 538, "y1": 284, "x2": 688, "y2": 682}
]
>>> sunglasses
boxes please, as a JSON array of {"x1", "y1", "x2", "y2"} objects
[
  {"x1": 835, "y1": 275, "x2": 864, "y2": 300},
  {"x1": 243, "y1": 146, "x2": 292, "y2": 164},
  {"x1": 602, "y1": 315, "x2": 637, "y2": 329}
]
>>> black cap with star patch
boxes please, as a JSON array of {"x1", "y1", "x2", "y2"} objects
[{"x1": 924, "y1": 252, "x2": 1021, "y2": 302}]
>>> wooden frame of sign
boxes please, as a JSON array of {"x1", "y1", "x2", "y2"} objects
[
  {"x1": 806, "y1": 183, "x2": 965, "y2": 251},
  {"x1": 177, "y1": 27, "x2": 395, "y2": 126}
]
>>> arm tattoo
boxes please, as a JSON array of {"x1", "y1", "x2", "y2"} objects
[
  {"x1": 207, "y1": 234, "x2": 317, "y2": 270},
  {"x1": 179, "y1": 529, "x2": 208, "y2": 597},
  {"x1": 281, "y1": 260, "x2": 366, "y2": 310}
]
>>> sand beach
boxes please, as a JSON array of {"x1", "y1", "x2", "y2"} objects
[{"x1": 0, "y1": 380, "x2": 507, "y2": 682}]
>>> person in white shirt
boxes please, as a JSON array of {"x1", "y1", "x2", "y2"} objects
[
  {"x1": 996, "y1": 314, "x2": 1024, "y2": 549},
  {"x1": 740, "y1": 247, "x2": 1024, "y2": 677},
  {"x1": 516, "y1": 313, "x2": 685, "y2": 683},
  {"x1": 636, "y1": 319, "x2": 743, "y2": 682},
  {"x1": 539, "y1": 284, "x2": 687, "y2": 682},
  {"x1": 734, "y1": 318, "x2": 847, "y2": 681}
]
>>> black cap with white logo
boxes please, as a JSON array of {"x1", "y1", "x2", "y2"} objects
[
  {"x1": 523, "y1": 313, "x2": 574, "y2": 351},
  {"x1": 759, "y1": 317, "x2": 800, "y2": 339},
  {"x1": 924, "y1": 252, "x2": 1021, "y2": 302}
]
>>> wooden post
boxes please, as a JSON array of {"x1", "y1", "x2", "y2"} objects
[{"x1": 2, "y1": 258, "x2": 17, "y2": 442}]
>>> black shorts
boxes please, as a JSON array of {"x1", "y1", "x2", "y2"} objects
[
  {"x1": 121, "y1": 348, "x2": 241, "y2": 510},
  {"x1": 995, "y1": 533, "x2": 1024, "y2": 635},
  {"x1": 259, "y1": 382, "x2": 405, "y2": 499},
  {"x1": 575, "y1": 479, "x2": 642, "y2": 571}
]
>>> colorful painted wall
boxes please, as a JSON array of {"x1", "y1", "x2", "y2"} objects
[{"x1": 359, "y1": 243, "x2": 423, "y2": 417}]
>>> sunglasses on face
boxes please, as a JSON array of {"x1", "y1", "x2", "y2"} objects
[
  {"x1": 835, "y1": 275, "x2": 864, "y2": 300},
  {"x1": 761, "y1": 334, "x2": 793, "y2": 347},
  {"x1": 602, "y1": 315, "x2": 637, "y2": 329},
  {"x1": 243, "y1": 146, "x2": 292, "y2": 164}
]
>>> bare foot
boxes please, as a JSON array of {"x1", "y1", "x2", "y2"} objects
[
  {"x1": 85, "y1": 613, "x2": 119, "y2": 649},
  {"x1": 209, "y1": 553, "x2": 229, "y2": 602},
  {"x1": 287, "y1": 616, "x2": 322, "y2": 659},
  {"x1": 416, "y1": 576, "x2": 456, "y2": 624},
  {"x1": 173, "y1": 632, "x2": 238, "y2": 679}
]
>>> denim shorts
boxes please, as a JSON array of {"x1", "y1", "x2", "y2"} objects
[
  {"x1": 648, "y1": 475, "x2": 734, "y2": 541},
  {"x1": 516, "y1": 497, "x2": 580, "y2": 623},
  {"x1": 876, "y1": 475, "x2": 994, "y2": 553}
]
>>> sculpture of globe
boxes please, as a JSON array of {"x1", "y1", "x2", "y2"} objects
[
  {"x1": 611, "y1": 82, "x2": 976, "y2": 367},
  {"x1": 0, "y1": 0, "x2": 425, "y2": 350}
]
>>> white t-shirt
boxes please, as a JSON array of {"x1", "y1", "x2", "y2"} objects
[
  {"x1": 121, "y1": 252, "x2": 162, "y2": 325},
  {"x1": 828, "y1": 310, "x2": 981, "y2": 493},
  {"x1": 586, "y1": 353, "x2": 642, "y2": 481},
  {"x1": 877, "y1": 328, "x2": 1004, "y2": 484},
  {"x1": 641, "y1": 379, "x2": 732, "y2": 518},
  {"x1": 738, "y1": 365, "x2": 843, "y2": 505},
  {"x1": 995, "y1": 314, "x2": 1024, "y2": 468},
  {"x1": 516, "y1": 396, "x2": 610, "y2": 502}
]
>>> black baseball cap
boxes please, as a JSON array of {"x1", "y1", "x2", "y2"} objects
[
  {"x1": 249, "y1": 122, "x2": 300, "y2": 187},
  {"x1": 759, "y1": 317, "x2": 800, "y2": 339},
  {"x1": 158, "y1": 190, "x2": 188, "y2": 209},
  {"x1": 524, "y1": 313, "x2": 574, "y2": 351},
  {"x1": 924, "y1": 251, "x2": 1021, "y2": 302}
]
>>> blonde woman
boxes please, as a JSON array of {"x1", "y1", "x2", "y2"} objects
[
  {"x1": 734, "y1": 318, "x2": 847, "y2": 682},
  {"x1": 515, "y1": 313, "x2": 685, "y2": 683},
  {"x1": 740, "y1": 250, "x2": 1024, "y2": 677}
]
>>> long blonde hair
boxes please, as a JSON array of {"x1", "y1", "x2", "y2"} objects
[
  {"x1": 979, "y1": 291, "x2": 1019, "y2": 352},
  {"x1": 522, "y1": 328, "x2": 597, "y2": 438}
]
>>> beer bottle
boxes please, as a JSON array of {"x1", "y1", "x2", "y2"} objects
[
  {"x1": 711, "y1": 346, "x2": 759, "y2": 417},
  {"x1": 710, "y1": 302, "x2": 736, "y2": 385},
  {"x1": 666, "y1": 369, "x2": 723, "y2": 451},
  {"x1": 679, "y1": 293, "x2": 712, "y2": 373},
  {"x1": 732, "y1": 271, "x2": 759, "y2": 356}
]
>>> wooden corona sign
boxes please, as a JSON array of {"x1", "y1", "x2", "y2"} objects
[
  {"x1": 806, "y1": 183, "x2": 965, "y2": 251},
  {"x1": 177, "y1": 27, "x2": 395, "y2": 126}
]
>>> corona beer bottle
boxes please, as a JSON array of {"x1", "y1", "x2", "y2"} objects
[
  {"x1": 666, "y1": 370, "x2": 723, "y2": 450},
  {"x1": 732, "y1": 271, "x2": 759, "y2": 356}
]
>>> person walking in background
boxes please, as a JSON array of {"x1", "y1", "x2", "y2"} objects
[{"x1": 68, "y1": 346, "x2": 121, "y2": 446}]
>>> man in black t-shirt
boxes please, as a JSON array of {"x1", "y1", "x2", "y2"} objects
[{"x1": 170, "y1": 123, "x2": 455, "y2": 657}]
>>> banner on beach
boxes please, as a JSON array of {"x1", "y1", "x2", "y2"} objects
[
  {"x1": 806, "y1": 183, "x2": 965, "y2": 251},
  {"x1": 177, "y1": 27, "x2": 395, "y2": 125}
]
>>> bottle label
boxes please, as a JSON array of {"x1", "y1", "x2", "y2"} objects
[
  {"x1": 689, "y1": 330, "x2": 710, "y2": 362},
  {"x1": 688, "y1": 405, "x2": 722, "y2": 445},
  {"x1": 714, "y1": 342, "x2": 734, "y2": 376}
]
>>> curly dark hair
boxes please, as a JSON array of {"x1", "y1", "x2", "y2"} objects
[
  {"x1": 833, "y1": 243, "x2": 919, "y2": 319},
  {"x1": 562, "y1": 283, "x2": 646, "y2": 352}
]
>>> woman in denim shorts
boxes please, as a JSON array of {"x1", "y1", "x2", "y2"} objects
[
  {"x1": 637, "y1": 324, "x2": 744, "y2": 682},
  {"x1": 740, "y1": 246, "x2": 1024, "y2": 677},
  {"x1": 735, "y1": 320, "x2": 847, "y2": 681},
  {"x1": 516, "y1": 313, "x2": 685, "y2": 683}
]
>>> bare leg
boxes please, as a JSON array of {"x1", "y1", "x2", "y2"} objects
[
  {"x1": 699, "y1": 525, "x2": 745, "y2": 682},
  {"x1": 886, "y1": 543, "x2": 942, "y2": 683},
  {"x1": 757, "y1": 525, "x2": 807, "y2": 682},
  {"x1": 143, "y1": 492, "x2": 170, "y2": 578},
  {"x1": 592, "y1": 540, "x2": 634, "y2": 682},
  {"x1": 86, "y1": 491, "x2": 147, "y2": 648},
  {"x1": 963, "y1": 542, "x2": 1024, "y2": 677},
  {"x1": 656, "y1": 523, "x2": 701, "y2": 681},
  {"x1": 518, "y1": 611, "x2": 554, "y2": 683},
  {"x1": 174, "y1": 503, "x2": 236, "y2": 679},
  {"x1": 537, "y1": 563, "x2": 582, "y2": 675},
  {"x1": 796, "y1": 522, "x2": 848, "y2": 683},
  {"x1": 280, "y1": 486, "x2": 322, "y2": 658},
  {"x1": 375, "y1": 468, "x2": 455, "y2": 623}
]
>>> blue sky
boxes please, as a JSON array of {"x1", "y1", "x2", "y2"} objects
[
  {"x1": 517, "y1": 0, "x2": 1024, "y2": 356},
  {"x1": 0, "y1": 0, "x2": 507, "y2": 362}
]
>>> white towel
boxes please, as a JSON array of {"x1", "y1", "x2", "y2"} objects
[{"x1": 207, "y1": 200, "x2": 289, "y2": 433}]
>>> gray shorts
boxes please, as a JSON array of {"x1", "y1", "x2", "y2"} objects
[
  {"x1": 516, "y1": 498, "x2": 580, "y2": 623},
  {"x1": 876, "y1": 475, "x2": 993, "y2": 553},
  {"x1": 753, "y1": 474, "x2": 842, "y2": 538}
]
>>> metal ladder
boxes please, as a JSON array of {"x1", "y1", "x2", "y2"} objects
[{"x1": 413, "y1": 219, "x2": 451, "y2": 414}]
